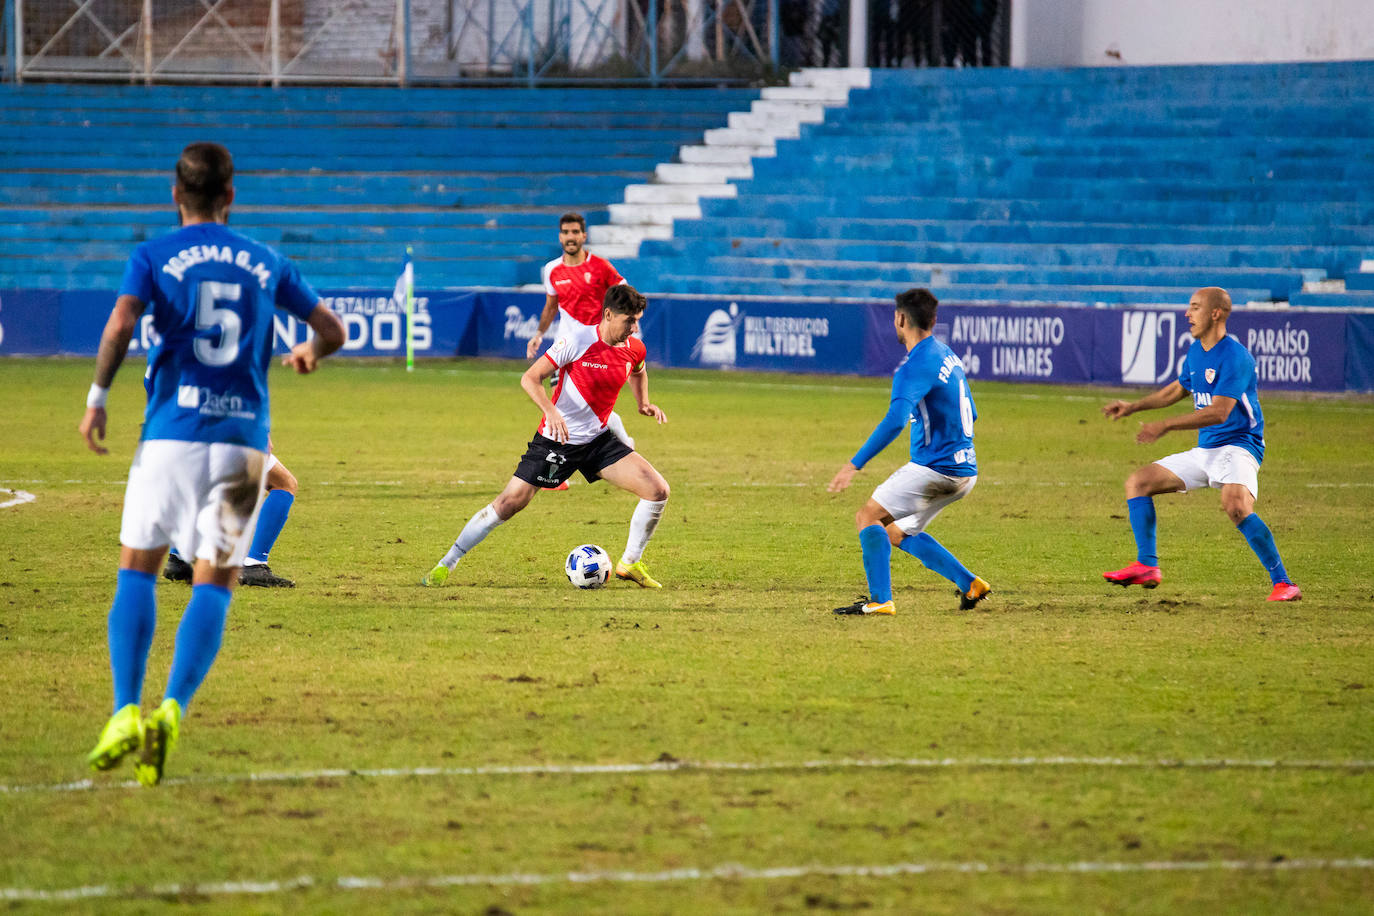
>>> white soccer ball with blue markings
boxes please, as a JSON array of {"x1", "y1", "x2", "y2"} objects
[{"x1": 565, "y1": 544, "x2": 612, "y2": 589}]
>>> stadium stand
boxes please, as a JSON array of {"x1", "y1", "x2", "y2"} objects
[
  {"x1": 2, "y1": 62, "x2": 1371, "y2": 309},
  {"x1": 629, "y1": 61, "x2": 1374, "y2": 307},
  {"x1": 0, "y1": 83, "x2": 757, "y2": 290}
]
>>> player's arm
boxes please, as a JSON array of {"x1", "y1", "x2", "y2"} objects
[
  {"x1": 79, "y1": 294, "x2": 144, "y2": 455},
  {"x1": 826, "y1": 395, "x2": 914, "y2": 493},
  {"x1": 520, "y1": 354, "x2": 569, "y2": 442},
  {"x1": 1135, "y1": 394, "x2": 1235, "y2": 445},
  {"x1": 627, "y1": 362, "x2": 666, "y2": 424},
  {"x1": 1101, "y1": 380, "x2": 1188, "y2": 420},
  {"x1": 283, "y1": 303, "x2": 346, "y2": 374},
  {"x1": 525, "y1": 294, "x2": 560, "y2": 359}
]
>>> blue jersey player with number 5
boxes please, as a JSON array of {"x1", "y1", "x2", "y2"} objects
[
  {"x1": 78, "y1": 142, "x2": 346, "y2": 786},
  {"x1": 827, "y1": 288, "x2": 992, "y2": 616}
]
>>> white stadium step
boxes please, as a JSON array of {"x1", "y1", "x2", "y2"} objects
[
  {"x1": 623, "y1": 183, "x2": 738, "y2": 205},
  {"x1": 608, "y1": 202, "x2": 702, "y2": 225},
  {"x1": 588, "y1": 222, "x2": 673, "y2": 245},
  {"x1": 678, "y1": 143, "x2": 774, "y2": 164},
  {"x1": 654, "y1": 161, "x2": 753, "y2": 184},
  {"x1": 602, "y1": 68, "x2": 869, "y2": 257}
]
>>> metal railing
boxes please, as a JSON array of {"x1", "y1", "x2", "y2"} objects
[{"x1": 2, "y1": 0, "x2": 1007, "y2": 85}]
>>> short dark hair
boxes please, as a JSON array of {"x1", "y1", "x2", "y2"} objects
[
  {"x1": 603, "y1": 283, "x2": 646, "y2": 317},
  {"x1": 176, "y1": 142, "x2": 234, "y2": 217},
  {"x1": 895, "y1": 287, "x2": 939, "y2": 331},
  {"x1": 559, "y1": 211, "x2": 586, "y2": 232}
]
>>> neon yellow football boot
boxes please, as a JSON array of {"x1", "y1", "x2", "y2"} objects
[
  {"x1": 87, "y1": 703, "x2": 143, "y2": 772},
  {"x1": 134, "y1": 698, "x2": 182, "y2": 787},
  {"x1": 614, "y1": 560, "x2": 662, "y2": 589},
  {"x1": 421, "y1": 564, "x2": 450, "y2": 587}
]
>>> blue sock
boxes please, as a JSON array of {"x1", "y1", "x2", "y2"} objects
[
  {"x1": 858, "y1": 524, "x2": 893, "y2": 603},
  {"x1": 247, "y1": 489, "x2": 294, "y2": 563},
  {"x1": 108, "y1": 568, "x2": 157, "y2": 711},
  {"x1": 164, "y1": 584, "x2": 232, "y2": 709},
  {"x1": 1237, "y1": 513, "x2": 1290, "y2": 585},
  {"x1": 898, "y1": 532, "x2": 975, "y2": 592},
  {"x1": 1127, "y1": 496, "x2": 1158, "y2": 566}
]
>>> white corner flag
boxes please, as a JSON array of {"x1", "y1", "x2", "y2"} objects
[{"x1": 393, "y1": 247, "x2": 415, "y2": 371}]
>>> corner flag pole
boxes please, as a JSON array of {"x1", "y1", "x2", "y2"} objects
[{"x1": 402, "y1": 246, "x2": 415, "y2": 372}]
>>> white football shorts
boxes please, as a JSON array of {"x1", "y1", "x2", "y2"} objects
[
  {"x1": 871, "y1": 462, "x2": 977, "y2": 536},
  {"x1": 1154, "y1": 445, "x2": 1260, "y2": 498},
  {"x1": 119, "y1": 440, "x2": 269, "y2": 567}
]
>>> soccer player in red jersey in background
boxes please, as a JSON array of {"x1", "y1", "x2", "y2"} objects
[
  {"x1": 424, "y1": 285, "x2": 670, "y2": 589},
  {"x1": 526, "y1": 212, "x2": 636, "y2": 452}
]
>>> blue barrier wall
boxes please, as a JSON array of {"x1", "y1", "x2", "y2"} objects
[{"x1": 2, "y1": 288, "x2": 1370, "y2": 392}]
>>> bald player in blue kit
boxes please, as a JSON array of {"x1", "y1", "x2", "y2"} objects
[{"x1": 1102, "y1": 286, "x2": 1301, "y2": 602}]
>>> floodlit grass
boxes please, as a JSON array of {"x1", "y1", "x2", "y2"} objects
[{"x1": 1, "y1": 357, "x2": 1372, "y2": 913}]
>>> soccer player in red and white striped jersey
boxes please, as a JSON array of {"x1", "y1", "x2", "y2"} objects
[
  {"x1": 527, "y1": 212, "x2": 635, "y2": 451},
  {"x1": 424, "y1": 285, "x2": 670, "y2": 589}
]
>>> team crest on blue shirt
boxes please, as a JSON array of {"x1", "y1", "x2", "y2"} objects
[{"x1": 1204, "y1": 367, "x2": 1216, "y2": 384}]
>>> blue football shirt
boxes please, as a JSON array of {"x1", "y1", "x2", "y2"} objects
[
  {"x1": 1176, "y1": 335, "x2": 1266, "y2": 463},
  {"x1": 118, "y1": 223, "x2": 319, "y2": 450},
  {"x1": 851, "y1": 335, "x2": 978, "y2": 477}
]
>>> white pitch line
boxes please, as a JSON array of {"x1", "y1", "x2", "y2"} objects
[
  {"x1": 4, "y1": 857, "x2": 1373, "y2": 902},
  {"x1": 6, "y1": 755, "x2": 1373, "y2": 796},
  {"x1": 0, "y1": 488, "x2": 36, "y2": 509}
]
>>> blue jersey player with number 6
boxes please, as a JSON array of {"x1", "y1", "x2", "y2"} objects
[
  {"x1": 78, "y1": 142, "x2": 346, "y2": 786},
  {"x1": 826, "y1": 288, "x2": 992, "y2": 616}
]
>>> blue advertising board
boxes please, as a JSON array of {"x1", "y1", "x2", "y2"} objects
[{"x1": 2, "y1": 287, "x2": 1371, "y2": 393}]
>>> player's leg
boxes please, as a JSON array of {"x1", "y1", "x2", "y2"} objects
[
  {"x1": 88, "y1": 544, "x2": 164, "y2": 772},
  {"x1": 240, "y1": 453, "x2": 297, "y2": 588},
  {"x1": 90, "y1": 441, "x2": 183, "y2": 773},
  {"x1": 1104, "y1": 457, "x2": 1190, "y2": 588},
  {"x1": 425, "y1": 476, "x2": 539, "y2": 585},
  {"x1": 832, "y1": 497, "x2": 897, "y2": 615},
  {"x1": 598, "y1": 451, "x2": 669, "y2": 588},
  {"x1": 137, "y1": 444, "x2": 267, "y2": 787},
  {"x1": 885, "y1": 471, "x2": 987, "y2": 609},
  {"x1": 1215, "y1": 457, "x2": 1300, "y2": 600}
]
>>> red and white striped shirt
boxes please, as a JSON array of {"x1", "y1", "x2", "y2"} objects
[{"x1": 540, "y1": 327, "x2": 647, "y2": 444}]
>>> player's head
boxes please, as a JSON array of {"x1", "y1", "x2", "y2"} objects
[
  {"x1": 559, "y1": 212, "x2": 587, "y2": 257},
  {"x1": 894, "y1": 287, "x2": 939, "y2": 332},
  {"x1": 1186, "y1": 286, "x2": 1232, "y2": 339},
  {"x1": 600, "y1": 284, "x2": 646, "y2": 344},
  {"x1": 174, "y1": 142, "x2": 234, "y2": 224}
]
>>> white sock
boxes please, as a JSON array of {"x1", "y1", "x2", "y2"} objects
[
  {"x1": 621, "y1": 498, "x2": 666, "y2": 565},
  {"x1": 441, "y1": 504, "x2": 504, "y2": 568},
  {"x1": 606, "y1": 411, "x2": 634, "y2": 449}
]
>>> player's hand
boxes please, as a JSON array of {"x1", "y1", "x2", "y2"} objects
[
  {"x1": 1101, "y1": 400, "x2": 1133, "y2": 420},
  {"x1": 525, "y1": 334, "x2": 543, "y2": 359},
  {"x1": 543, "y1": 409, "x2": 569, "y2": 443},
  {"x1": 79, "y1": 407, "x2": 109, "y2": 455},
  {"x1": 1136, "y1": 420, "x2": 1167, "y2": 444},
  {"x1": 282, "y1": 341, "x2": 319, "y2": 374},
  {"x1": 639, "y1": 403, "x2": 666, "y2": 424},
  {"x1": 826, "y1": 463, "x2": 858, "y2": 493}
]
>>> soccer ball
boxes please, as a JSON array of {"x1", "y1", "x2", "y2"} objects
[{"x1": 565, "y1": 544, "x2": 612, "y2": 589}]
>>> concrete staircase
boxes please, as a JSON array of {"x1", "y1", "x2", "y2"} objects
[{"x1": 589, "y1": 68, "x2": 871, "y2": 258}]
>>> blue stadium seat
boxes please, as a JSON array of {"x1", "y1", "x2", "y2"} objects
[
  {"x1": 0, "y1": 84, "x2": 757, "y2": 289},
  {"x1": 613, "y1": 60, "x2": 1374, "y2": 307}
]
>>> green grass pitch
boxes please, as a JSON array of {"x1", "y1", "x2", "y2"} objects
[{"x1": 1, "y1": 357, "x2": 1371, "y2": 913}]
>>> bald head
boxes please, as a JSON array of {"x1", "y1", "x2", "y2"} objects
[{"x1": 1193, "y1": 286, "x2": 1232, "y2": 318}]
